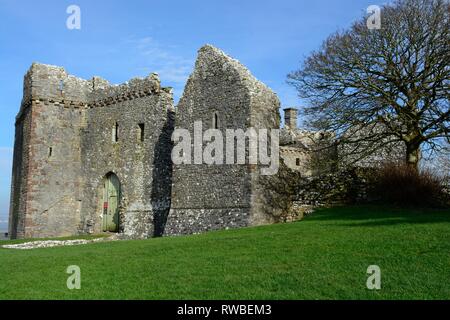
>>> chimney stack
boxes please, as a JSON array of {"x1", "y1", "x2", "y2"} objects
[{"x1": 284, "y1": 108, "x2": 298, "y2": 130}]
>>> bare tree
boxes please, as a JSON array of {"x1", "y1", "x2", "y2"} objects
[{"x1": 287, "y1": 0, "x2": 449, "y2": 170}]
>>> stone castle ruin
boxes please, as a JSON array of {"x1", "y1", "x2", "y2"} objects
[{"x1": 8, "y1": 45, "x2": 338, "y2": 239}]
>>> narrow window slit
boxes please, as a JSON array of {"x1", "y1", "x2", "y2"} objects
[
  {"x1": 138, "y1": 123, "x2": 145, "y2": 142},
  {"x1": 213, "y1": 113, "x2": 219, "y2": 129},
  {"x1": 113, "y1": 122, "x2": 119, "y2": 142}
]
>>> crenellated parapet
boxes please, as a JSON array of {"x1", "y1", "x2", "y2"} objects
[
  {"x1": 21, "y1": 63, "x2": 92, "y2": 104},
  {"x1": 17, "y1": 63, "x2": 91, "y2": 123},
  {"x1": 18, "y1": 63, "x2": 173, "y2": 122},
  {"x1": 88, "y1": 73, "x2": 167, "y2": 108}
]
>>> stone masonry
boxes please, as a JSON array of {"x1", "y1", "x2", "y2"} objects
[
  {"x1": 165, "y1": 45, "x2": 281, "y2": 235},
  {"x1": 9, "y1": 44, "x2": 332, "y2": 239},
  {"x1": 9, "y1": 62, "x2": 173, "y2": 239}
]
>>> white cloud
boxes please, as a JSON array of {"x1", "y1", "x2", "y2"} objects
[{"x1": 126, "y1": 36, "x2": 194, "y2": 91}]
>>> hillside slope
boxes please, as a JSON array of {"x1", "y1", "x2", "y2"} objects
[{"x1": 0, "y1": 206, "x2": 449, "y2": 300}]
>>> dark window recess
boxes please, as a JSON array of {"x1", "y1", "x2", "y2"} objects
[
  {"x1": 296, "y1": 158, "x2": 300, "y2": 166},
  {"x1": 138, "y1": 123, "x2": 145, "y2": 142},
  {"x1": 213, "y1": 113, "x2": 219, "y2": 129},
  {"x1": 114, "y1": 122, "x2": 119, "y2": 142}
]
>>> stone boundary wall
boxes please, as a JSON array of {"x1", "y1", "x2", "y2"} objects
[
  {"x1": 295, "y1": 168, "x2": 375, "y2": 207},
  {"x1": 280, "y1": 167, "x2": 377, "y2": 222}
]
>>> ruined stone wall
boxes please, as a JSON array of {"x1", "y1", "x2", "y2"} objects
[
  {"x1": 280, "y1": 126, "x2": 337, "y2": 177},
  {"x1": 165, "y1": 45, "x2": 283, "y2": 235},
  {"x1": 10, "y1": 45, "x2": 355, "y2": 240},
  {"x1": 165, "y1": 46, "x2": 254, "y2": 235},
  {"x1": 9, "y1": 63, "x2": 174, "y2": 239},
  {"x1": 280, "y1": 147, "x2": 312, "y2": 174},
  {"x1": 296, "y1": 169, "x2": 374, "y2": 206},
  {"x1": 339, "y1": 123, "x2": 406, "y2": 168},
  {"x1": 80, "y1": 75, "x2": 174, "y2": 238},
  {"x1": 247, "y1": 71, "x2": 283, "y2": 226}
]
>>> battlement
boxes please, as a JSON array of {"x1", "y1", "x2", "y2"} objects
[
  {"x1": 22, "y1": 63, "x2": 93, "y2": 105},
  {"x1": 18, "y1": 63, "x2": 173, "y2": 121},
  {"x1": 89, "y1": 73, "x2": 166, "y2": 108}
]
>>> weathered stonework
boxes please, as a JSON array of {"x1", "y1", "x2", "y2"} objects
[
  {"x1": 8, "y1": 45, "x2": 350, "y2": 240},
  {"x1": 280, "y1": 108, "x2": 338, "y2": 176},
  {"x1": 9, "y1": 63, "x2": 174, "y2": 239},
  {"x1": 165, "y1": 45, "x2": 281, "y2": 235}
]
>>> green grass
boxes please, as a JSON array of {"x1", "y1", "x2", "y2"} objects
[{"x1": 0, "y1": 205, "x2": 449, "y2": 300}]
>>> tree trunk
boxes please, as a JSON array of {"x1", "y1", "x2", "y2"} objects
[{"x1": 405, "y1": 142, "x2": 420, "y2": 171}]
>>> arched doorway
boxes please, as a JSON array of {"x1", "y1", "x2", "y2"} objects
[{"x1": 102, "y1": 173, "x2": 121, "y2": 232}]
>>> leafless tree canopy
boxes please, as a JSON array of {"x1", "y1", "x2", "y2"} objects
[{"x1": 287, "y1": 0, "x2": 449, "y2": 169}]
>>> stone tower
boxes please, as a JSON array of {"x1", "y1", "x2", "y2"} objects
[
  {"x1": 9, "y1": 63, "x2": 174, "y2": 239},
  {"x1": 9, "y1": 63, "x2": 89, "y2": 238}
]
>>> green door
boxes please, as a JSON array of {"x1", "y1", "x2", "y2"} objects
[{"x1": 103, "y1": 173, "x2": 121, "y2": 232}]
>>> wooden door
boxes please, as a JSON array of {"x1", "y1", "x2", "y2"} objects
[{"x1": 103, "y1": 173, "x2": 120, "y2": 232}]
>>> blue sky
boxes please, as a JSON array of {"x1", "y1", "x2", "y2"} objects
[{"x1": 0, "y1": 0, "x2": 381, "y2": 229}]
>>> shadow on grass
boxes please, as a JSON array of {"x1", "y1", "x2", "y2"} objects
[{"x1": 307, "y1": 205, "x2": 450, "y2": 227}]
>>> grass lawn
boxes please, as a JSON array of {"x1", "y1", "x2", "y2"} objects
[{"x1": 0, "y1": 205, "x2": 449, "y2": 300}]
